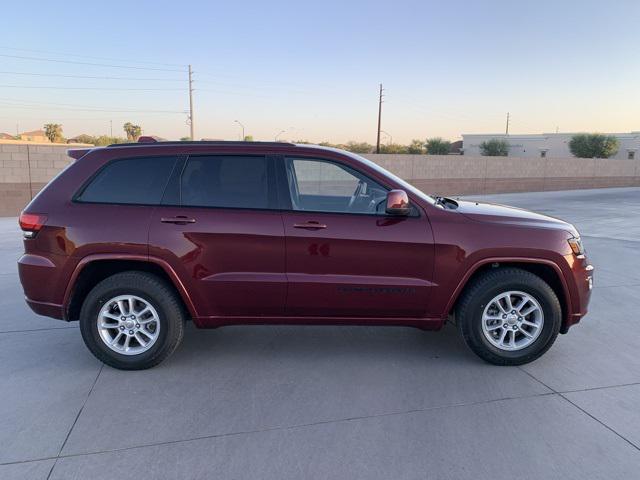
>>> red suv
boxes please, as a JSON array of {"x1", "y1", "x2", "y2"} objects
[{"x1": 18, "y1": 141, "x2": 593, "y2": 369}]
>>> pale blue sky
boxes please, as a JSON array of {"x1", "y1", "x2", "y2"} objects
[{"x1": 1, "y1": 0, "x2": 639, "y2": 143}]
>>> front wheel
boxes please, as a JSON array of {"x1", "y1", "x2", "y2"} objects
[
  {"x1": 79, "y1": 271, "x2": 186, "y2": 370},
  {"x1": 456, "y1": 268, "x2": 561, "y2": 365}
]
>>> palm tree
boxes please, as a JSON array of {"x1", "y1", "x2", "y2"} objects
[
  {"x1": 43, "y1": 123, "x2": 63, "y2": 143},
  {"x1": 123, "y1": 122, "x2": 142, "y2": 141}
]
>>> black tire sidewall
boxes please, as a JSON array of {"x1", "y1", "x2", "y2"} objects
[
  {"x1": 460, "y1": 271, "x2": 561, "y2": 364},
  {"x1": 79, "y1": 275, "x2": 180, "y2": 369}
]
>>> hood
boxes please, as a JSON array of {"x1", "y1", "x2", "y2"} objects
[{"x1": 456, "y1": 200, "x2": 578, "y2": 237}]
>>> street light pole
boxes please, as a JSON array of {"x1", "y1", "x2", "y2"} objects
[
  {"x1": 234, "y1": 120, "x2": 245, "y2": 140},
  {"x1": 275, "y1": 129, "x2": 286, "y2": 141}
]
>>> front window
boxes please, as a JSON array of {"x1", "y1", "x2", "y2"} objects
[
  {"x1": 285, "y1": 157, "x2": 388, "y2": 214},
  {"x1": 339, "y1": 150, "x2": 436, "y2": 205}
]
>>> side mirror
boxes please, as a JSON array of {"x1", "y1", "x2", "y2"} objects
[{"x1": 385, "y1": 189, "x2": 411, "y2": 216}]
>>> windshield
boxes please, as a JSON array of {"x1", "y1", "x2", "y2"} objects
[{"x1": 342, "y1": 150, "x2": 436, "y2": 205}]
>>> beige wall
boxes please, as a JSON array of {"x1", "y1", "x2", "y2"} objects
[
  {"x1": 0, "y1": 142, "x2": 81, "y2": 216},
  {"x1": 363, "y1": 154, "x2": 640, "y2": 196},
  {"x1": 1, "y1": 142, "x2": 639, "y2": 216}
]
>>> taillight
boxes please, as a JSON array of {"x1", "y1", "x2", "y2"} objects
[{"x1": 19, "y1": 212, "x2": 48, "y2": 239}]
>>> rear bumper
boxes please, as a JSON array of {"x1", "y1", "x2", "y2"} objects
[
  {"x1": 25, "y1": 298, "x2": 65, "y2": 320},
  {"x1": 18, "y1": 253, "x2": 68, "y2": 320}
]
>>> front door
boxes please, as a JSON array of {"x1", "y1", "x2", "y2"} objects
[
  {"x1": 280, "y1": 156, "x2": 434, "y2": 319},
  {"x1": 148, "y1": 154, "x2": 286, "y2": 319}
]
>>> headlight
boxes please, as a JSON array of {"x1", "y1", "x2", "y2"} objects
[{"x1": 568, "y1": 236, "x2": 585, "y2": 256}]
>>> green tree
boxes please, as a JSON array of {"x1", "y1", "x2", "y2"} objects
[
  {"x1": 379, "y1": 143, "x2": 408, "y2": 154},
  {"x1": 44, "y1": 123, "x2": 63, "y2": 143},
  {"x1": 69, "y1": 134, "x2": 97, "y2": 144},
  {"x1": 243, "y1": 135, "x2": 254, "y2": 141},
  {"x1": 569, "y1": 133, "x2": 619, "y2": 158},
  {"x1": 480, "y1": 138, "x2": 509, "y2": 156},
  {"x1": 123, "y1": 122, "x2": 142, "y2": 141},
  {"x1": 319, "y1": 141, "x2": 340, "y2": 148},
  {"x1": 180, "y1": 136, "x2": 191, "y2": 141},
  {"x1": 94, "y1": 135, "x2": 127, "y2": 146},
  {"x1": 425, "y1": 137, "x2": 451, "y2": 155},
  {"x1": 407, "y1": 139, "x2": 425, "y2": 154},
  {"x1": 345, "y1": 141, "x2": 374, "y2": 154}
]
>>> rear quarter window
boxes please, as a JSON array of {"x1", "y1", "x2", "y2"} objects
[{"x1": 76, "y1": 156, "x2": 176, "y2": 205}]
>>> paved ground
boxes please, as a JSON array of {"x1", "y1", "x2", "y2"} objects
[{"x1": 1, "y1": 187, "x2": 639, "y2": 480}]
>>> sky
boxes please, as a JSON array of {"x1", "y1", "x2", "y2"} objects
[{"x1": 1, "y1": 0, "x2": 639, "y2": 143}]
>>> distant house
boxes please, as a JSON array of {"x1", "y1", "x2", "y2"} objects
[
  {"x1": 19, "y1": 129, "x2": 49, "y2": 142},
  {"x1": 0, "y1": 132, "x2": 15, "y2": 140},
  {"x1": 449, "y1": 140, "x2": 463, "y2": 154}
]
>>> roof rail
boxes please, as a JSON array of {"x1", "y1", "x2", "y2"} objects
[{"x1": 107, "y1": 140, "x2": 296, "y2": 147}]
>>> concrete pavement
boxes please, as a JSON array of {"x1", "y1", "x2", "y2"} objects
[{"x1": 1, "y1": 188, "x2": 639, "y2": 479}]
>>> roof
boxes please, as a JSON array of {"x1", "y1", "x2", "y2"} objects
[
  {"x1": 0, "y1": 132, "x2": 14, "y2": 139},
  {"x1": 20, "y1": 129, "x2": 47, "y2": 136},
  {"x1": 107, "y1": 140, "x2": 296, "y2": 148}
]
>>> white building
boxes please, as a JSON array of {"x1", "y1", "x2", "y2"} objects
[{"x1": 462, "y1": 132, "x2": 640, "y2": 160}]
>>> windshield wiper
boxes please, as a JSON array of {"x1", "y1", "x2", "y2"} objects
[{"x1": 435, "y1": 196, "x2": 459, "y2": 209}]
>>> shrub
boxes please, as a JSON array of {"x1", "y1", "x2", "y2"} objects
[
  {"x1": 407, "y1": 139, "x2": 425, "y2": 154},
  {"x1": 425, "y1": 137, "x2": 451, "y2": 155},
  {"x1": 569, "y1": 133, "x2": 619, "y2": 158},
  {"x1": 480, "y1": 138, "x2": 509, "y2": 156}
]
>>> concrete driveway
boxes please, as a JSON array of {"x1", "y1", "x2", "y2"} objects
[{"x1": 1, "y1": 188, "x2": 639, "y2": 479}]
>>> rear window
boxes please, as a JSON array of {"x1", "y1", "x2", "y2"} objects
[
  {"x1": 76, "y1": 156, "x2": 176, "y2": 205},
  {"x1": 180, "y1": 155, "x2": 271, "y2": 209}
]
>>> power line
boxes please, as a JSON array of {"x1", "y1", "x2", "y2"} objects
[
  {"x1": 0, "y1": 71, "x2": 183, "y2": 81},
  {"x1": 0, "y1": 84, "x2": 183, "y2": 91},
  {"x1": 0, "y1": 54, "x2": 185, "y2": 72},
  {"x1": 0, "y1": 46, "x2": 186, "y2": 68},
  {"x1": 0, "y1": 102, "x2": 185, "y2": 114}
]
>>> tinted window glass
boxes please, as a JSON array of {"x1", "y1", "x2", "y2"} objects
[
  {"x1": 77, "y1": 156, "x2": 176, "y2": 205},
  {"x1": 181, "y1": 156, "x2": 270, "y2": 209},
  {"x1": 286, "y1": 158, "x2": 388, "y2": 214}
]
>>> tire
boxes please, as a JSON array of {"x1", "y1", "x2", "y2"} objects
[
  {"x1": 79, "y1": 271, "x2": 186, "y2": 370},
  {"x1": 456, "y1": 267, "x2": 561, "y2": 366}
]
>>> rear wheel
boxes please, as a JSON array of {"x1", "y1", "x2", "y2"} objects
[
  {"x1": 79, "y1": 271, "x2": 186, "y2": 370},
  {"x1": 456, "y1": 268, "x2": 561, "y2": 365}
]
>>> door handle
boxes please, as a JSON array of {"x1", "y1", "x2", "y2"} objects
[
  {"x1": 293, "y1": 221, "x2": 327, "y2": 230},
  {"x1": 161, "y1": 216, "x2": 196, "y2": 225}
]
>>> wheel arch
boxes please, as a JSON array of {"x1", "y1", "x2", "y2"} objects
[
  {"x1": 64, "y1": 254, "x2": 198, "y2": 321},
  {"x1": 447, "y1": 258, "x2": 572, "y2": 332}
]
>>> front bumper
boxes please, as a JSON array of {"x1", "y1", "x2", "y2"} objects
[{"x1": 560, "y1": 254, "x2": 594, "y2": 333}]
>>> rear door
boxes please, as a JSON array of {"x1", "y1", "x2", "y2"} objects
[
  {"x1": 279, "y1": 155, "x2": 435, "y2": 319},
  {"x1": 148, "y1": 154, "x2": 286, "y2": 320}
]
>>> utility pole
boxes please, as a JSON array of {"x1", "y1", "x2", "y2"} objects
[
  {"x1": 505, "y1": 112, "x2": 510, "y2": 135},
  {"x1": 188, "y1": 65, "x2": 195, "y2": 140},
  {"x1": 376, "y1": 84, "x2": 384, "y2": 153},
  {"x1": 110, "y1": 120, "x2": 113, "y2": 137}
]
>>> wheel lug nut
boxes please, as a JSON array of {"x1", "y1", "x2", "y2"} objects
[
  {"x1": 129, "y1": 330, "x2": 134, "y2": 334},
  {"x1": 130, "y1": 315, "x2": 135, "y2": 319},
  {"x1": 136, "y1": 324, "x2": 140, "y2": 328},
  {"x1": 511, "y1": 310, "x2": 516, "y2": 314},
  {"x1": 120, "y1": 326, "x2": 124, "y2": 331},
  {"x1": 121, "y1": 316, "x2": 126, "y2": 321},
  {"x1": 502, "y1": 315, "x2": 507, "y2": 319},
  {"x1": 503, "y1": 323, "x2": 508, "y2": 328}
]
